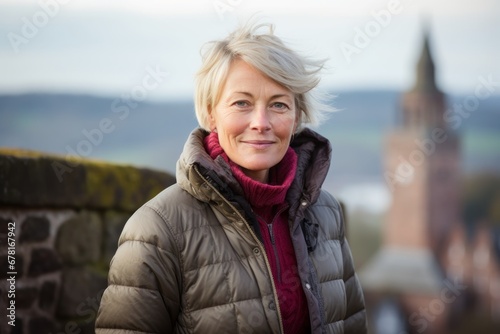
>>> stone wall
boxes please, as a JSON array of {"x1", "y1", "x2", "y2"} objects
[{"x1": 0, "y1": 149, "x2": 175, "y2": 334}]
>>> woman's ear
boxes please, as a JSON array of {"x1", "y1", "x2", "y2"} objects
[
  {"x1": 208, "y1": 106, "x2": 216, "y2": 132},
  {"x1": 293, "y1": 110, "x2": 301, "y2": 132}
]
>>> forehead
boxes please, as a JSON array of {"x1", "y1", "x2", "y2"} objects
[{"x1": 221, "y1": 59, "x2": 293, "y2": 97}]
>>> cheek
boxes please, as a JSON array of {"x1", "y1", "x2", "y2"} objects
[
  {"x1": 215, "y1": 120, "x2": 241, "y2": 149},
  {"x1": 218, "y1": 114, "x2": 246, "y2": 136},
  {"x1": 276, "y1": 116, "x2": 297, "y2": 137}
]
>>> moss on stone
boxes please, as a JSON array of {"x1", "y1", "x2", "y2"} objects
[
  {"x1": 88, "y1": 259, "x2": 112, "y2": 277},
  {"x1": 0, "y1": 148, "x2": 175, "y2": 211}
]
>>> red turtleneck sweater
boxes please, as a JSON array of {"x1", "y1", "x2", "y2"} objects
[{"x1": 204, "y1": 132, "x2": 310, "y2": 334}]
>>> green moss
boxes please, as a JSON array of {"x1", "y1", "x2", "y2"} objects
[
  {"x1": 0, "y1": 148, "x2": 175, "y2": 210},
  {"x1": 84, "y1": 162, "x2": 173, "y2": 211},
  {"x1": 87, "y1": 261, "x2": 110, "y2": 278}
]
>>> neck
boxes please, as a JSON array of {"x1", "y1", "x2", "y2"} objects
[{"x1": 241, "y1": 168, "x2": 269, "y2": 184}]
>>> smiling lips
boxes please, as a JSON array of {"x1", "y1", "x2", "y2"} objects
[{"x1": 242, "y1": 140, "x2": 275, "y2": 149}]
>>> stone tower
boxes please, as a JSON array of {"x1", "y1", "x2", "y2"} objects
[
  {"x1": 387, "y1": 31, "x2": 461, "y2": 255},
  {"x1": 360, "y1": 31, "x2": 461, "y2": 334}
]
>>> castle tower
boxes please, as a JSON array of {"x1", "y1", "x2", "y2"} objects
[
  {"x1": 360, "y1": 31, "x2": 461, "y2": 334},
  {"x1": 388, "y1": 31, "x2": 461, "y2": 254},
  {"x1": 401, "y1": 32, "x2": 445, "y2": 128}
]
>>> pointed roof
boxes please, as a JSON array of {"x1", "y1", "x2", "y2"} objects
[{"x1": 412, "y1": 30, "x2": 439, "y2": 93}]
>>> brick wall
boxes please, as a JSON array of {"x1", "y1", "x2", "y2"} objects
[{"x1": 0, "y1": 149, "x2": 175, "y2": 334}]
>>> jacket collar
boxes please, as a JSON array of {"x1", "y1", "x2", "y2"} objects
[
  {"x1": 176, "y1": 127, "x2": 332, "y2": 208},
  {"x1": 176, "y1": 128, "x2": 242, "y2": 203},
  {"x1": 288, "y1": 127, "x2": 332, "y2": 213}
]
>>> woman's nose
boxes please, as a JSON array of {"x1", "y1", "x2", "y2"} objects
[{"x1": 250, "y1": 105, "x2": 271, "y2": 132}]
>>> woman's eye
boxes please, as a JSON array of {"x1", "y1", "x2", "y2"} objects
[
  {"x1": 234, "y1": 101, "x2": 249, "y2": 108},
  {"x1": 271, "y1": 102, "x2": 288, "y2": 110}
]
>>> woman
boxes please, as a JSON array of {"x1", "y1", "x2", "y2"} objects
[{"x1": 96, "y1": 20, "x2": 366, "y2": 334}]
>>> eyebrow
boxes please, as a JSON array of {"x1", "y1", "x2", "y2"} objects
[{"x1": 232, "y1": 92, "x2": 293, "y2": 100}]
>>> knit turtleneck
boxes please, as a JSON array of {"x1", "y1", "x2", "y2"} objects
[
  {"x1": 204, "y1": 131, "x2": 311, "y2": 334},
  {"x1": 203, "y1": 131, "x2": 297, "y2": 208}
]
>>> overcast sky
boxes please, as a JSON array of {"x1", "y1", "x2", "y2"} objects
[{"x1": 1, "y1": 0, "x2": 499, "y2": 100}]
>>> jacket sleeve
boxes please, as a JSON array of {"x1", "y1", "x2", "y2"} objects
[
  {"x1": 95, "y1": 204, "x2": 182, "y2": 334},
  {"x1": 338, "y1": 202, "x2": 368, "y2": 334}
]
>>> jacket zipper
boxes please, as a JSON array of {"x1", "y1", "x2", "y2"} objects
[
  {"x1": 197, "y1": 168, "x2": 285, "y2": 334},
  {"x1": 262, "y1": 205, "x2": 288, "y2": 284},
  {"x1": 266, "y1": 224, "x2": 281, "y2": 283}
]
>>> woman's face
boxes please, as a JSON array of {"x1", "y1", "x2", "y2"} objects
[{"x1": 210, "y1": 59, "x2": 298, "y2": 183}]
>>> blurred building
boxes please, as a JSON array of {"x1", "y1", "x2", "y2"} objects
[{"x1": 359, "y1": 31, "x2": 500, "y2": 334}]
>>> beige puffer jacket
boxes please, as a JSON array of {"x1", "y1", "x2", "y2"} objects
[{"x1": 95, "y1": 128, "x2": 367, "y2": 334}]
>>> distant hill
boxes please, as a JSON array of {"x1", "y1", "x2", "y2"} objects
[{"x1": 1, "y1": 91, "x2": 499, "y2": 197}]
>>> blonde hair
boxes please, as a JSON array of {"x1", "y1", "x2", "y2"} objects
[{"x1": 194, "y1": 20, "x2": 332, "y2": 132}]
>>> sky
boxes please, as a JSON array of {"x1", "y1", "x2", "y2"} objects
[
  {"x1": 1, "y1": 0, "x2": 499, "y2": 213},
  {"x1": 0, "y1": 0, "x2": 499, "y2": 100}
]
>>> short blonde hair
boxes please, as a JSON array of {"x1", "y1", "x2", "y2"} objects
[{"x1": 194, "y1": 20, "x2": 332, "y2": 132}]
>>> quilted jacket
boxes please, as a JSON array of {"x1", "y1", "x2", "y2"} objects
[{"x1": 95, "y1": 127, "x2": 367, "y2": 333}]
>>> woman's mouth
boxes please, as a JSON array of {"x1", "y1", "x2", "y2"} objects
[{"x1": 243, "y1": 140, "x2": 274, "y2": 149}]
